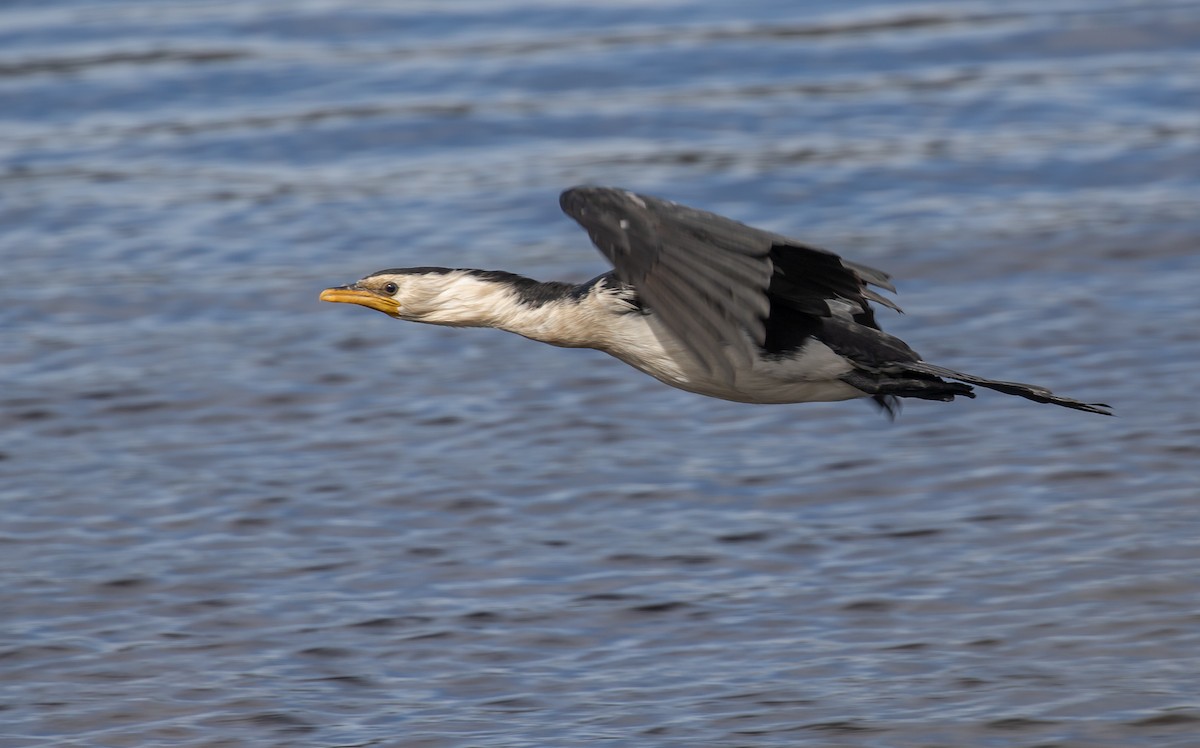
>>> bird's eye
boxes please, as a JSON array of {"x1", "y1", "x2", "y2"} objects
[{"x1": 383, "y1": 282, "x2": 399, "y2": 295}]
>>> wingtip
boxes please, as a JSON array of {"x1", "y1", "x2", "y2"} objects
[
  {"x1": 560, "y1": 185, "x2": 628, "y2": 218},
  {"x1": 559, "y1": 185, "x2": 588, "y2": 216}
]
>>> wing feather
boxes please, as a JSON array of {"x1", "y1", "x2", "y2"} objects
[
  {"x1": 640, "y1": 261, "x2": 746, "y2": 379},
  {"x1": 560, "y1": 186, "x2": 897, "y2": 381}
]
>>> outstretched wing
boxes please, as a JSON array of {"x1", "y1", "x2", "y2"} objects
[{"x1": 559, "y1": 185, "x2": 896, "y2": 382}]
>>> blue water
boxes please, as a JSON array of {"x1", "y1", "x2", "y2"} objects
[{"x1": 3, "y1": 1, "x2": 1200, "y2": 745}]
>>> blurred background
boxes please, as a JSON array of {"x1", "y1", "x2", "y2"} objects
[{"x1": 2, "y1": 1, "x2": 1198, "y2": 745}]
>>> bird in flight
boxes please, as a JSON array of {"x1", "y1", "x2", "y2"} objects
[{"x1": 320, "y1": 186, "x2": 1110, "y2": 417}]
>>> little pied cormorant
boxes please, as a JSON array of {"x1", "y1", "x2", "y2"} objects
[{"x1": 320, "y1": 186, "x2": 1111, "y2": 417}]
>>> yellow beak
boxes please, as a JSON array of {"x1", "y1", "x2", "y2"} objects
[{"x1": 319, "y1": 287, "x2": 401, "y2": 317}]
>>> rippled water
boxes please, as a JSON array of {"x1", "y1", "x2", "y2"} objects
[{"x1": 3, "y1": 1, "x2": 1200, "y2": 746}]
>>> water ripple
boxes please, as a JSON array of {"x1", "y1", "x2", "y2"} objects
[{"x1": 2, "y1": 0, "x2": 1199, "y2": 746}]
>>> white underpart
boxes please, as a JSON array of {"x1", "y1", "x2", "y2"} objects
[
  {"x1": 596, "y1": 310, "x2": 863, "y2": 404},
  {"x1": 392, "y1": 271, "x2": 864, "y2": 404}
]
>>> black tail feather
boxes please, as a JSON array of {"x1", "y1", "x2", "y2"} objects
[
  {"x1": 900, "y1": 361, "x2": 1113, "y2": 415},
  {"x1": 843, "y1": 371, "x2": 975, "y2": 414}
]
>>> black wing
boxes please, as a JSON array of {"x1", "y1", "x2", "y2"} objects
[{"x1": 559, "y1": 185, "x2": 897, "y2": 381}]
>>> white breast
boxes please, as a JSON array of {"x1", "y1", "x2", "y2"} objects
[{"x1": 596, "y1": 310, "x2": 863, "y2": 405}]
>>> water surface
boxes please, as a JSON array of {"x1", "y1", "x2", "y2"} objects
[{"x1": 2, "y1": 1, "x2": 1199, "y2": 745}]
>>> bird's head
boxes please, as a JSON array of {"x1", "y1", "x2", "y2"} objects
[
  {"x1": 319, "y1": 269, "x2": 449, "y2": 321},
  {"x1": 320, "y1": 267, "x2": 498, "y2": 325},
  {"x1": 320, "y1": 273, "x2": 405, "y2": 319}
]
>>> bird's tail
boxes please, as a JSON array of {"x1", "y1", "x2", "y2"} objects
[{"x1": 900, "y1": 361, "x2": 1113, "y2": 415}]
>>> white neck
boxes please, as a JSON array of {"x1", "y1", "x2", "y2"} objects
[{"x1": 407, "y1": 272, "x2": 612, "y2": 349}]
